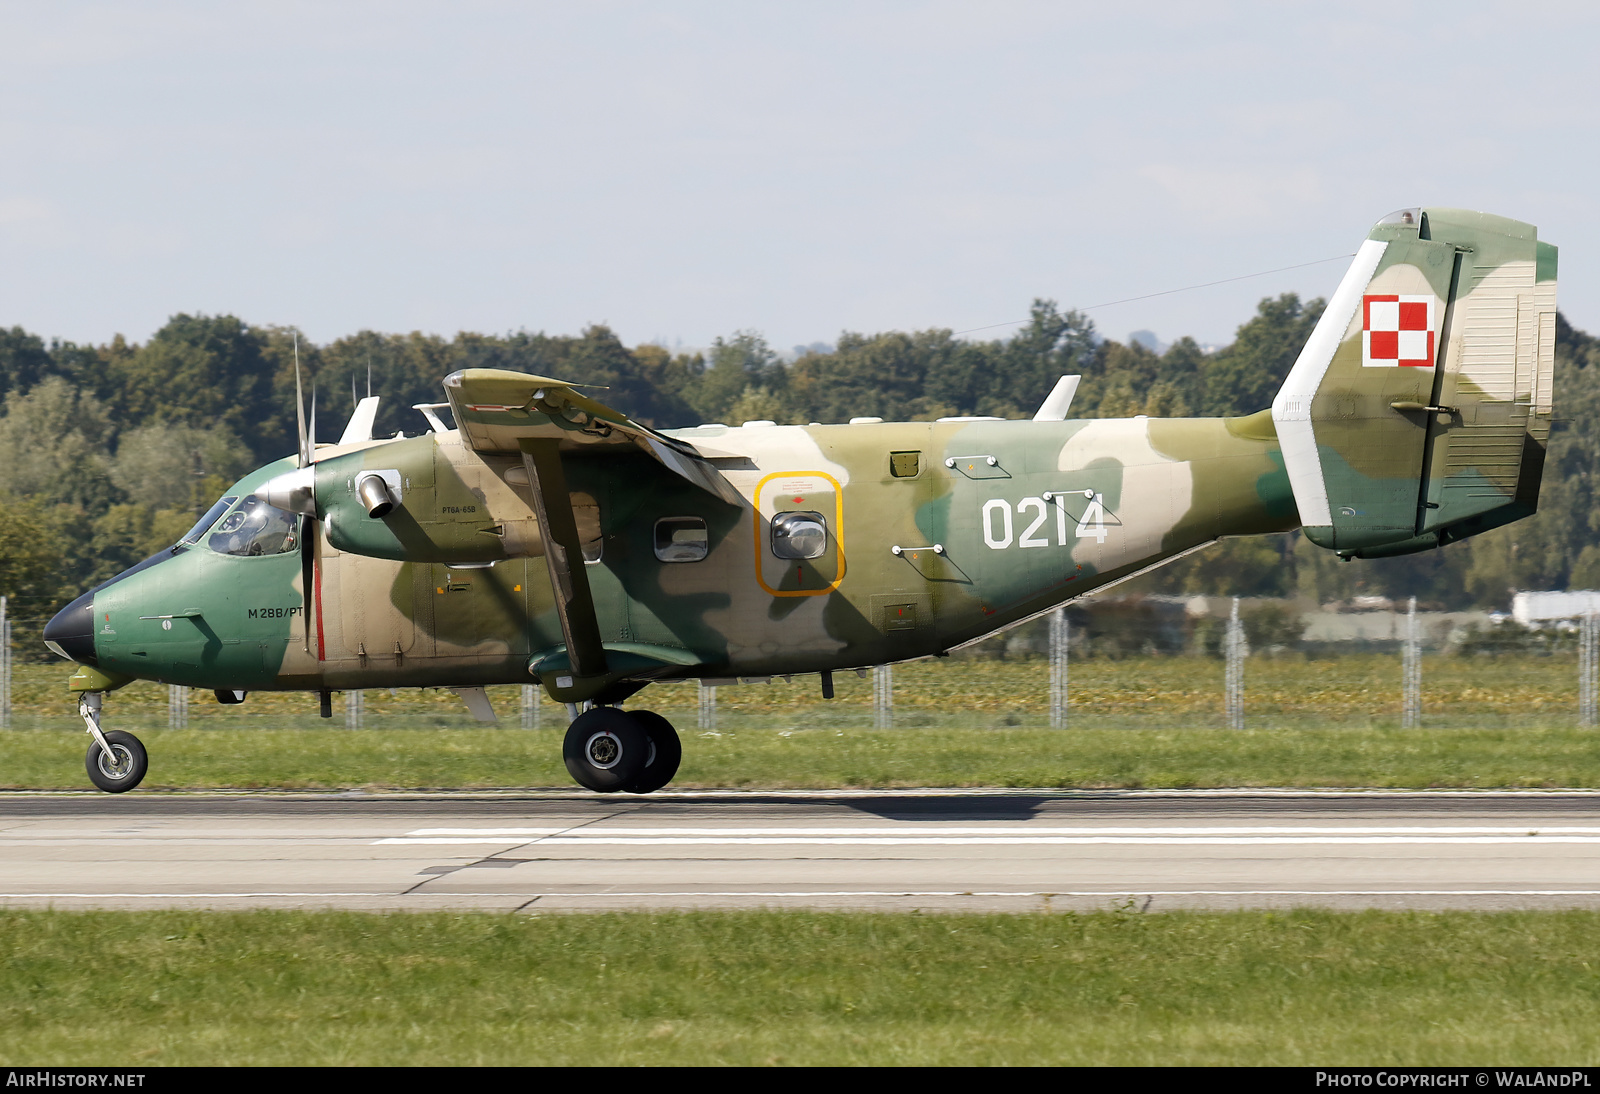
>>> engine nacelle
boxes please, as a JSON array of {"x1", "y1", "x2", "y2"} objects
[{"x1": 259, "y1": 434, "x2": 589, "y2": 564}]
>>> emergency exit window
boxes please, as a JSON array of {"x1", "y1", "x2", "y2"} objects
[
  {"x1": 654, "y1": 517, "x2": 709, "y2": 562},
  {"x1": 771, "y1": 511, "x2": 828, "y2": 559},
  {"x1": 890, "y1": 451, "x2": 920, "y2": 478}
]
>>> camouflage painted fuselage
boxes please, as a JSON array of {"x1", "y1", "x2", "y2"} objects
[
  {"x1": 74, "y1": 412, "x2": 1292, "y2": 698},
  {"x1": 55, "y1": 205, "x2": 1556, "y2": 708}
]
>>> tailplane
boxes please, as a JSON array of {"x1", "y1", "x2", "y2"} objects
[{"x1": 1272, "y1": 207, "x2": 1557, "y2": 559}]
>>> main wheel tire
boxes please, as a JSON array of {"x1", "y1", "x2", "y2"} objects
[
  {"x1": 563, "y1": 707, "x2": 651, "y2": 792},
  {"x1": 85, "y1": 731, "x2": 148, "y2": 794},
  {"x1": 623, "y1": 709, "x2": 682, "y2": 795}
]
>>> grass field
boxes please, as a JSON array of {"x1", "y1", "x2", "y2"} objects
[
  {"x1": 4, "y1": 908, "x2": 1599, "y2": 1065},
  {"x1": 4, "y1": 723, "x2": 1600, "y2": 790},
  {"x1": 3, "y1": 653, "x2": 1590, "y2": 731},
  {"x1": 4, "y1": 655, "x2": 1596, "y2": 790}
]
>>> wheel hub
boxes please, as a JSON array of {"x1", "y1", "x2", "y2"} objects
[
  {"x1": 97, "y1": 746, "x2": 131, "y2": 779},
  {"x1": 585, "y1": 731, "x2": 622, "y2": 768}
]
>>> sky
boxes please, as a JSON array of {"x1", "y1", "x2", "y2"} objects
[{"x1": 2, "y1": 1, "x2": 1596, "y2": 355}]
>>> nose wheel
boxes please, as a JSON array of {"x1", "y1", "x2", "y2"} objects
[
  {"x1": 78, "y1": 694, "x2": 148, "y2": 793},
  {"x1": 562, "y1": 707, "x2": 682, "y2": 794},
  {"x1": 86, "y1": 731, "x2": 148, "y2": 793}
]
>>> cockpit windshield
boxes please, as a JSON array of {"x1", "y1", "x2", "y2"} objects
[
  {"x1": 178, "y1": 496, "x2": 239, "y2": 547},
  {"x1": 207, "y1": 496, "x2": 301, "y2": 557}
]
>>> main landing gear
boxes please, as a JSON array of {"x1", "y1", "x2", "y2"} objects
[
  {"x1": 563, "y1": 707, "x2": 682, "y2": 794},
  {"x1": 79, "y1": 693, "x2": 147, "y2": 794}
]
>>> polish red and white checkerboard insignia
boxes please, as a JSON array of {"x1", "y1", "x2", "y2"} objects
[{"x1": 1362, "y1": 294, "x2": 1436, "y2": 367}]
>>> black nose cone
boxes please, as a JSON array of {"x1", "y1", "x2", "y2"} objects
[{"x1": 44, "y1": 591, "x2": 97, "y2": 666}]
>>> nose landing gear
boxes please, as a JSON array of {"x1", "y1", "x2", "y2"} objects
[
  {"x1": 562, "y1": 706, "x2": 682, "y2": 794},
  {"x1": 78, "y1": 693, "x2": 148, "y2": 793}
]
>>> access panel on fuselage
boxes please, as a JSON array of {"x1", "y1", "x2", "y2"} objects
[
  {"x1": 417, "y1": 558, "x2": 534, "y2": 661},
  {"x1": 321, "y1": 548, "x2": 417, "y2": 660}
]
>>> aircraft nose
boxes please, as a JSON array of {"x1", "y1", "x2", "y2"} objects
[{"x1": 43, "y1": 591, "x2": 97, "y2": 666}]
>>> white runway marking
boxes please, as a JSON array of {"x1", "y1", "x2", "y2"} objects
[
  {"x1": 8, "y1": 890, "x2": 1600, "y2": 901},
  {"x1": 376, "y1": 825, "x2": 1600, "y2": 847},
  {"x1": 402, "y1": 826, "x2": 1600, "y2": 836}
]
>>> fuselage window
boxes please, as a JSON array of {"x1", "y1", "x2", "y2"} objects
[
  {"x1": 179, "y1": 496, "x2": 239, "y2": 546},
  {"x1": 654, "y1": 517, "x2": 709, "y2": 562},
  {"x1": 771, "y1": 511, "x2": 827, "y2": 560},
  {"x1": 575, "y1": 502, "x2": 604, "y2": 563},
  {"x1": 890, "y1": 451, "x2": 921, "y2": 478},
  {"x1": 208, "y1": 496, "x2": 301, "y2": 557}
]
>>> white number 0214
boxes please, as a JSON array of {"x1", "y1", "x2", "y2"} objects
[{"x1": 982, "y1": 492, "x2": 1107, "y2": 550}]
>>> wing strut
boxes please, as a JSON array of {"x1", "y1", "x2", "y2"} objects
[{"x1": 520, "y1": 439, "x2": 608, "y2": 679}]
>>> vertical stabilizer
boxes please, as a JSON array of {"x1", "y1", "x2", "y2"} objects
[{"x1": 1271, "y1": 208, "x2": 1556, "y2": 558}]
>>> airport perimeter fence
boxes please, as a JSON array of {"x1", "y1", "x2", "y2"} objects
[
  {"x1": 1, "y1": 597, "x2": 11, "y2": 731},
  {"x1": 2, "y1": 597, "x2": 1600, "y2": 735}
]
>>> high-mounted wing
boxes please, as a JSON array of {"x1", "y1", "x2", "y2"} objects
[
  {"x1": 442, "y1": 369, "x2": 748, "y2": 693},
  {"x1": 442, "y1": 370, "x2": 743, "y2": 506}
]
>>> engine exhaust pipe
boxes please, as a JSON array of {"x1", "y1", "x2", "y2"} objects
[{"x1": 355, "y1": 472, "x2": 397, "y2": 519}]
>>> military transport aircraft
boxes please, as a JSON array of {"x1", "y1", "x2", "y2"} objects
[{"x1": 44, "y1": 207, "x2": 1557, "y2": 794}]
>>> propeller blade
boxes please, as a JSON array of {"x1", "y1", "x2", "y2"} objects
[
  {"x1": 294, "y1": 334, "x2": 310, "y2": 469},
  {"x1": 300, "y1": 515, "x2": 317, "y2": 655},
  {"x1": 292, "y1": 333, "x2": 316, "y2": 652}
]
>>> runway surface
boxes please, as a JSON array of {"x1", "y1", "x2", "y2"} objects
[{"x1": 2, "y1": 789, "x2": 1599, "y2": 912}]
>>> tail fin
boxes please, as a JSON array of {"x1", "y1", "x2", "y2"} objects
[{"x1": 1271, "y1": 207, "x2": 1557, "y2": 559}]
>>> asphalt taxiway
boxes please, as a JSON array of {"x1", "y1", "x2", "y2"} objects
[{"x1": 2, "y1": 789, "x2": 1597, "y2": 912}]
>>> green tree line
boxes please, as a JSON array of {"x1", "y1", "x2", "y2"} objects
[{"x1": 1, "y1": 295, "x2": 1595, "y2": 656}]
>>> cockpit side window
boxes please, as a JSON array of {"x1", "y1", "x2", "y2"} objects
[
  {"x1": 208, "y1": 496, "x2": 301, "y2": 557},
  {"x1": 179, "y1": 496, "x2": 239, "y2": 546}
]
